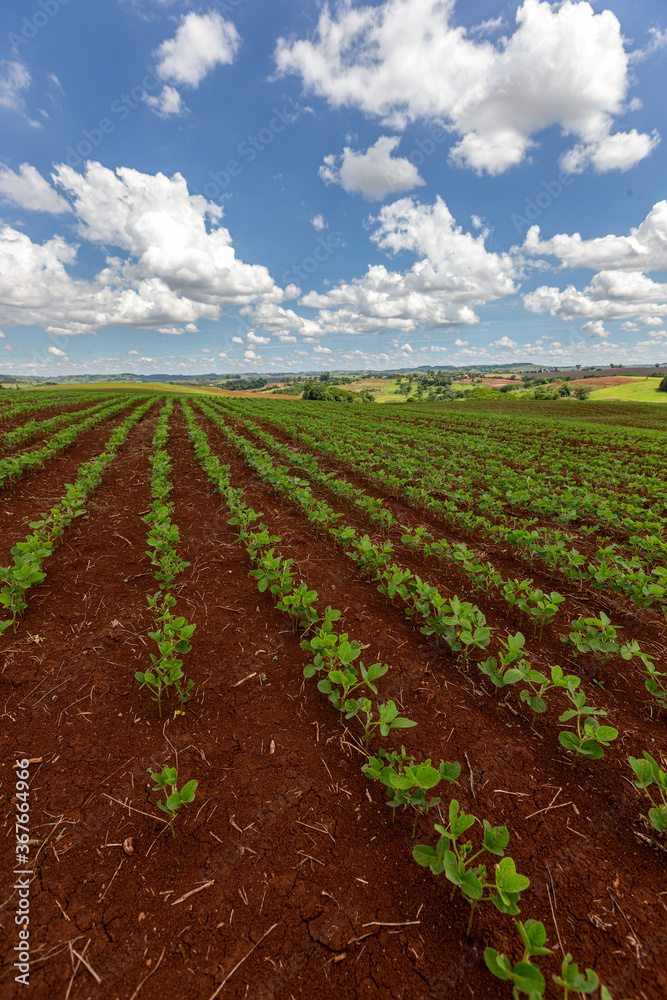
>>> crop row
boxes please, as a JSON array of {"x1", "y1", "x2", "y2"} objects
[
  {"x1": 0, "y1": 396, "x2": 138, "y2": 490},
  {"x1": 197, "y1": 400, "x2": 663, "y2": 744},
  {"x1": 1, "y1": 394, "x2": 119, "y2": 450},
  {"x1": 209, "y1": 405, "x2": 569, "y2": 641},
  {"x1": 134, "y1": 398, "x2": 196, "y2": 716},
  {"x1": 181, "y1": 400, "x2": 637, "y2": 999},
  {"x1": 0, "y1": 390, "x2": 112, "y2": 424},
  {"x1": 0, "y1": 398, "x2": 155, "y2": 634},
  {"x1": 217, "y1": 398, "x2": 666, "y2": 612}
]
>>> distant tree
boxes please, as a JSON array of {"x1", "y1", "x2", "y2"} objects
[
  {"x1": 319, "y1": 372, "x2": 331, "y2": 382},
  {"x1": 658, "y1": 376, "x2": 667, "y2": 393},
  {"x1": 558, "y1": 382, "x2": 571, "y2": 396}
]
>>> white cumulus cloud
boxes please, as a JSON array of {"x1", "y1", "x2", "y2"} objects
[
  {"x1": 275, "y1": 0, "x2": 658, "y2": 175},
  {"x1": 0, "y1": 163, "x2": 71, "y2": 214},
  {"x1": 144, "y1": 85, "x2": 186, "y2": 119},
  {"x1": 301, "y1": 195, "x2": 518, "y2": 333},
  {"x1": 319, "y1": 136, "x2": 425, "y2": 199},
  {"x1": 0, "y1": 161, "x2": 287, "y2": 338},
  {"x1": 154, "y1": 11, "x2": 240, "y2": 87}
]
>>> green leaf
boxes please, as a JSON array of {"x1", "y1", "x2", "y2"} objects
[
  {"x1": 483, "y1": 949, "x2": 512, "y2": 982},
  {"x1": 517, "y1": 919, "x2": 551, "y2": 957},
  {"x1": 179, "y1": 780, "x2": 198, "y2": 803},
  {"x1": 648, "y1": 806, "x2": 667, "y2": 833},
  {"x1": 390, "y1": 716, "x2": 418, "y2": 730},
  {"x1": 483, "y1": 821, "x2": 509, "y2": 856},
  {"x1": 559, "y1": 731, "x2": 581, "y2": 753},
  {"x1": 460, "y1": 870, "x2": 483, "y2": 900},
  {"x1": 495, "y1": 857, "x2": 530, "y2": 896},
  {"x1": 442, "y1": 850, "x2": 463, "y2": 886},
  {"x1": 413, "y1": 844, "x2": 438, "y2": 867},
  {"x1": 439, "y1": 761, "x2": 461, "y2": 783}
]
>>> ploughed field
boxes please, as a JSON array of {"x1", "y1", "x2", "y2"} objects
[{"x1": 1, "y1": 391, "x2": 666, "y2": 1000}]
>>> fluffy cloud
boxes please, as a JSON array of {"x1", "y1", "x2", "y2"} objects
[
  {"x1": 582, "y1": 320, "x2": 610, "y2": 339},
  {"x1": 522, "y1": 202, "x2": 667, "y2": 326},
  {"x1": 154, "y1": 11, "x2": 240, "y2": 87},
  {"x1": 0, "y1": 163, "x2": 71, "y2": 214},
  {"x1": 275, "y1": 0, "x2": 658, "y2": 175},
  {"x1": 524, "y1": 272, "x2": 667, "y2": 324},
  {"x1": 0, "y1": 161, "x2": 286, "y2": 337},
  {"x1": 319, "y1": 136, "x2": 425, "y2": 199},
  {"x1": 145, "y1": 11, "x2": 240, "y2": 117},
  {"x1": 522, "y1": 202, "x2": 667, "y2": 272},
  {"x1": 560, "y1": 130, "x2": 659, "y2": 174},
  {"x1": 144, "y1": 85, "x2": 186, "y2": 119},
  {"x1": 311, "y1": 214, "x2": 327, "y2": 230},
  {"x1": 491, "y1": 336, "x2": 518, "y2": 350},
  {"x1": 301, "y1": 195, "x2": 518, "y2": 332},
  {"x1": 0, "y1": 61, "x2": 30, "y2": 114}
]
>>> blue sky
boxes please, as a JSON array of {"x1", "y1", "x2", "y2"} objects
[{"x1": 1, "y1": 0, "x2": 666, "y2": 375}]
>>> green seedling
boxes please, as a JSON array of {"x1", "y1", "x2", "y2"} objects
[
  {"x1": 135, "y1": 598, "x2": 196, "y2": 716},
  {"x1": 518, "y1": 664, "x2": 580, "y2": 726},
  {"x1": 276, "y1": 582, "x2": 319, "y2": 633},
  {"x1": 413, "y1": 799, "x2": 529, "y2": 934},
  {"x1": 485, "y1": 919, "x2": 628, "y2": 999},
  {"x1": 343, "y1": 696, "x2": 416, "y2": 745},
  {"x1": 484, "y1": 918, "x2": 551, "y2": 997},
  {"x1": 148, "y1": 765, "x2": 197, "y2": 837},
  {"x1": 363, "y1": 746, "x2": 459, "y2": 835},
  {"x1": 561, "y1": 613, "x2": 619, "y2": 670},
  {"x1": 558, "y1": 688, "x2": 618, "y2": 762},
  {"x1": 628, "y1": 751, "x2": 667, "y2": 846}
]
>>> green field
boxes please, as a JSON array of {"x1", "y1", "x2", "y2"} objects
[
  {"x1": 26, "y1": 381, "x2": 217, "y2": 396},
  {"x1": 588, "y1": 376, "x2": 667, "y2": 403}
]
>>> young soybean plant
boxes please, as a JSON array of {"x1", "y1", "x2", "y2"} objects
[
  {"x1": 628, "y1": 752, "x2": 667, "y2": 847},
  {"x1": 148, "y1": 765, "x2": 198, "y2": 838},
  {"x1": 485, "y1": 919, "x2": 630, "y2": 999},
  {"x1": 413, "y1": 799, "x2": 530, "y2": 935},
  {"x1": 558, "y1": 688, "x2": 618, "y2": 763},
  {"x1": 362, "y1": 746, "x2": 460, "y2": 836}
]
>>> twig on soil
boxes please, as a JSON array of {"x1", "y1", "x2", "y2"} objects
[
  {"x1": 608, "y1": 890, "x2": 644, "y2": 967},
  {"x1": 99, "y1": 858, "x2": 124, "y2": 902},
  {"x1": 32, "y1": 676, "x2": 69, "y2": 708},
  {"x1": 546, "y1": 867, "x2": 565, "y2": 957},
  {"x1": 70, "y1": 945, "x2": 101, "y2": 984},
  {"x1": 171, "y1": 881, "x2": 215, "y2": 906},
  {"x1": 207, "y1": 924, "x2": 279, "y2": 999},
  {"x1": 526, "y1": 788, "x2": 564, "y2": 820},
  {"x1": 232, "y1": 673, "x2": 256, "y2": 687},
  {"x1": 64, "y1": 939, "x2": 91, "y2": 1000},
  {"x1": 295, "y1": 819, "x2": 335, "y2": 843},
  {"x1": 102, "y1": 793, "x2": 164, "y2": 822},
  {"x1": 99, "y1": 755, "x2": 135, "y2": 785},
  {"x1": 128, "y1": 947, "x2": 165, "y2": 1000},
  {"x1": 297, "y1": 851, "x2": 324, "y2": 867},
  {"x1": 362, "y1": 921, "x2": 421, "y2": 928},
  {"x1": 464, "y1": 753, "x2": 475, "y2": 798}
]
